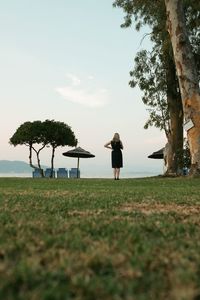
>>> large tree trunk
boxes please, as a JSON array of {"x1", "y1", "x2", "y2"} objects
[
  {"x1": 165, "y1": 52, "x2": 183, "y2": 175},
  {"x1": 165, "y1": 0, "x2": 200, "y2": 176}
]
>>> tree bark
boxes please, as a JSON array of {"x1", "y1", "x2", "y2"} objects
[
  {"x1": 165, "y1": 52, "x2": 183, "y2": 175},
  {"x1": 165, "y1": 0, "x2": 200, "y2": 176},
  {"x1": 29, "y1": 144, "x2": 40, "y2": 172},
  {"x1": 50, "y1": 147, "x2": 55, "y2": 178},
  {"x1": 31, "y1": 146, "x2": 45, "y2": 177}
]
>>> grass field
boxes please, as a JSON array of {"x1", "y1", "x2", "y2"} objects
[{"x1": 1, "y1": 177, "x2": 200, "y2": 300}]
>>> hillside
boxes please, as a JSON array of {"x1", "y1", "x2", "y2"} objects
[{"x1": 0, "y1": 160, "x2": 33, "y2": 173}]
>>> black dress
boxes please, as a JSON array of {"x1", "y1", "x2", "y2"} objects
[{"x1": 111, "y1": 141, "x2": 123, "y2": 168}]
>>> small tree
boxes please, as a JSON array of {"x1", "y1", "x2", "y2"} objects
[
  {"x1": 9, "y1": 121, "x2": 46, "y2": 176},
  {"x1": 10, "y1": 120, "x2": 77, "y2": 177}
]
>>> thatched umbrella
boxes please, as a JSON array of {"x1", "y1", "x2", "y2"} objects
[
  {"x1": 62, "y1": 147, "x2": 95, "y2": 178},
  {"x1": 148, "y1": 148, "x2": 164, "y2": 159}
]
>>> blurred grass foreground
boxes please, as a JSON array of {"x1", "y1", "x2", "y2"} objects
[{"x1": 1, "y1": 177, "x2": 200, "y2": 300}]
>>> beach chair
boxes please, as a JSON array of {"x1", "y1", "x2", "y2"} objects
[
  {"x1": 45, "y1": 168, "x2": 55, "y2": 178},
  {"x1": 69, "y1": 168, "x2": 80, "y2": 178},
  {"x1": 32, "y1": 168, "x2": 42, "y2": 178},
  {"x1": 57, "y1": 168, "x2": 68, "y2": 178}
]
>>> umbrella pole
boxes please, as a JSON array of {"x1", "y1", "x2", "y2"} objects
[{"x1": 77, "y1": 157, "x2": 80, "y2": 178}]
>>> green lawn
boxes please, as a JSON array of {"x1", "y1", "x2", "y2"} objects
[{"x1": 0, "y1": 177, "x2": 200, "y2": 300}]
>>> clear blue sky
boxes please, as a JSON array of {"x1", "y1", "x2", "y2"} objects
[{"x1": 0, "y1": 0, "x2": 166, "y2": 176}]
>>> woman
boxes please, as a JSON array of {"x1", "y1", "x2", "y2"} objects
[{"x1": 104, "y1": 133, "x2": 123, "y2": 180}]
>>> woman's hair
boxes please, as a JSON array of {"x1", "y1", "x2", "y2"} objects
[{"x1": 112, "y1": 133, "x2": 120, "y2": 142}]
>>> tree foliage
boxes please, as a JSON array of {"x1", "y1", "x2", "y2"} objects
[
  {"x1": 130, "y1": 48, "x2": 170, "y2": 135},
  {"x1": 10, "y1": 121, "x2": 43, "y2": 146},
  {"x1": 113, "y1": 0, "x2": 200, "y2": 121},
  {"x1": 113, "y1": 0, "x2": 175, "y2": 136}
]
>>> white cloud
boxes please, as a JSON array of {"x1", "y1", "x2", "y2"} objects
[
  {"x1": 56, "y1": 86, "x2": 108, "y2": 108},
  {"x1": 66, "y1": 73, "x2": 81, "y2": 86},
  {"x1": 56, "y1": 73, "x2": 109, "y2": 108}
]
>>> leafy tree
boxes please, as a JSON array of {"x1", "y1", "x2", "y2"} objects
[
  {"x1": 164, "y1": 0, "x2": 200, "y2": 176},
  {"x1": 130, "y1": 41, "x2": 183, "y2": 174},
  {"x1": 10, "y1": 120, "x2": 77, "y2": 177},
  {"x1": 113, "y1": 0, "x2": 198, "y2": 175},
  {"x1": 113, "y1": 0, "x2": 183, "y2": 174},
  {"x1": 9, "y1": 121, "x2": 46, "y2": 175}
]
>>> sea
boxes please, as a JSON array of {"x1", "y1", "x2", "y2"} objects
[{"x1": 0, "y1": 170, "x2": 161, "y2": 179}]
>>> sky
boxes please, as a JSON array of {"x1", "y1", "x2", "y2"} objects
[{"x1": 0, "y1": 0, "x2": 166, "y2": 177}]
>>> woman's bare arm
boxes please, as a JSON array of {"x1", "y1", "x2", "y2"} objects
[{"x1": 104, "y1": 141, "x2": 112, "y2": 149}]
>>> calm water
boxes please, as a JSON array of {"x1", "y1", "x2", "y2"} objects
[{"x1": 0, "y1": 171, "x2": 161, "y2": 179}]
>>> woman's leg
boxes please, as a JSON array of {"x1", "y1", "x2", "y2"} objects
[
  {"x1": 116, "y1": 168, "x2": 120, "y2": 179},
  {"x1": 113, "y1": 168, "x2": 117, "y2": 179}
]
